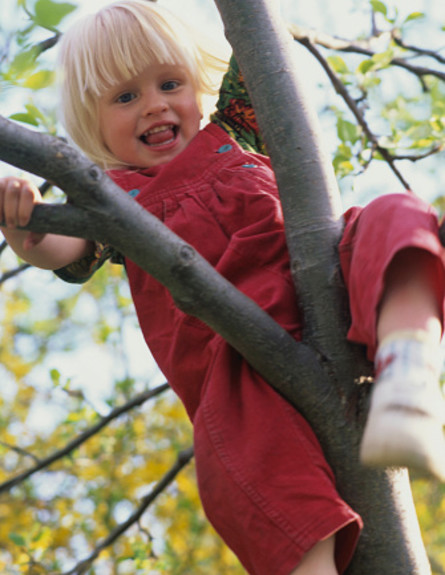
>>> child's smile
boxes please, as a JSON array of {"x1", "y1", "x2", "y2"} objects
[
  {"x1": 98, "y1": 63, "x2": 202, "y2": 169},
  {"x1": 139, "y1": 124, "x2": 177, "y2": 147}
]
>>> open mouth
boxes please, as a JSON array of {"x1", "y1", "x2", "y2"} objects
[{"x1": 140, "y1": 124, "x2": 177, "y2": 147}]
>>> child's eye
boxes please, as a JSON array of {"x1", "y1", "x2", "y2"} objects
[
  {"x1": 161, "y1": 80, "x2": 180, "y2": 91},
  {"x1": 116, "y1": 92, "x2": 136, "y2": 104}
]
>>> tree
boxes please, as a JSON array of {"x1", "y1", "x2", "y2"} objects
[{"x1": 0, "y1": 0, "x2": 444, "y2": 573}]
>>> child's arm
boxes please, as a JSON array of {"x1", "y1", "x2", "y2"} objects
[{"x1": 0, "y1": 176, "x2": 94, "y2": 270}]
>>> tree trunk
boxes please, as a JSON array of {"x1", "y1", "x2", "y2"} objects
[{"x1": 213, "y1": 0, "x2": 431, "y2": 573}]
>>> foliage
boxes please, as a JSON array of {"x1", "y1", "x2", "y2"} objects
[{"x1": 0, "y1": 0, "x2": 444, "y2": 573}]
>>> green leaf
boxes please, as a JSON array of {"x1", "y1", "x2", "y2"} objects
[
  {"x1": 337, "y1": 119, "x2": 360, "y2": 144},
  {"x1": 9, "y1": 47, "x2": 39, "y2": 78},
  {"x1": 33, "y1": 0, "x2": 77, "y2": 29},
  {"x1": 370, "y1": 0, "x2": 387, "y2": 16},
  {"x1": 327, "y1": 55, "x2": 349, "y2": 75},
  {"x1": 23, "y1": 69, "x2": 55, "y2": 90},
  {"x1": 371, "y1": 49, "x2": 394, "y2": 68},
  {"x1": 9, "y1": 533, "x2": 26, "y2": 547},
  {"x1": 24, "y1": 102, "x2": 47, "y2": 124},
  {"x1": 358, "y1": 59, "x2": 376, "y2": 75},
  {"x1": 50, "y1": 368, "x2": 61, "y2": 385},
  {"x1": 8, "y1": 112, "x2": 40, "y2": 127},
  {"x1": 403, "y1": 12, "x2": 425, "y2": 24}
]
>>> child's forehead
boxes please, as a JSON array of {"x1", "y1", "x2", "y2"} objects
[
  {"x1": 100, "y1": 62, "x2": 194, "y2": 93},
  {"x1": 91, "y1": 57, "x2": 195, "y2": 96}
]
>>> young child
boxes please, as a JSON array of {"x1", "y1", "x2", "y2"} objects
[{"x1": 1, "y1": 1, "x2": 444, "y2": 573}]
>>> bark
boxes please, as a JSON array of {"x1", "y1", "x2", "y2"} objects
[
  {"x1": 213, "y1": 1, "x2": 430, "y2": 573},
  {"x1": 0, "y1": 0, "x2": 434, "y2": 572}
]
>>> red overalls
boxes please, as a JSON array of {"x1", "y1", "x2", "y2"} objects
[{"x1": 109, "y1": 123, "x2": 445, "y2": 575}]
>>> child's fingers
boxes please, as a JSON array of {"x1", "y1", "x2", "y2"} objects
[
  {"x1": 0, "y1": 177, "x2": 41, "y2": 228},
  {"x1": 0, "y1": 178, "x2": 14, "y2": 225},
  {"x1": 17, "y1": 180, "x2": 42, "y2": 227},
  {"x1": 2, "y1": 179, "x2": 21, "y2": 228}
]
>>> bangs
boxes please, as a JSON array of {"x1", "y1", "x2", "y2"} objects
[
  {"x1": 57, "y1": 0, "x2": 227, "y2": 169},
  {"x1": 69, "y1": 1, "x2": 201, "y2": 99}
]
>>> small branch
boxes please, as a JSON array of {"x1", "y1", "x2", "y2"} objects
[
  {"x1": 36, "y1": 34, "x2": 61, "y2": 55},
  {"x1": 59, "y1": 446, "x2": 194, "y2": 575},
  {"x1": 289, "y1": 24, "x2": 445, "y2": 83},
  {"x1": 0, "y1": 440, "x2": 41, "y2": 464},
  {"x1": 297, "y1": 36, "x2": 412, "y2": 189},
  {"x1": 392, "y1": 32, "x2": 445, "y2": 66},
  {"x1": 392, "y1": 145, "x2": 444, "y2": 162},
  {"x1": 0, "y1": 263, "x2": 31, "y2": 284},
  {"x1": 0, "y1": 383, "x2": 170, "y2": 494}
]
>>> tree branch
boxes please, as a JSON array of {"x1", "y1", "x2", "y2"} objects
[
  {"x1": 0, "y1": 383, "x2": 170, "y2": 494},
  {"x1": 59, "y1": 446, "x2": 194, "y2": 575},
  {"x1": 0, "y1": 115, "x2": 338, "y2": 439},
  {"x1": 392, "y1": 31, "x2": 445, "y2": 66},
  {"x1": 0, "y1": 262, "x2": 31, "y2": 284},
  {"x1": 296, "y1": 35, "x2": 412, "y2": 190},
  {"x1": 289, "y1": 23, "x2": 445, "y2": 83}
]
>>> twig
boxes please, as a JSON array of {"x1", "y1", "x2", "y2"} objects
[
  {"x1": 0, "y1": 262, "x2": 31, "y2": 284},
  {"x1": 36, "y1": 34, "x2": 61, "y2": 55},
  {"x1": 59, "y1": 446, "x2": 194, "y2": 575},
  {"x1": 0, "y1": 440, "x2": 41, "y2": 463},
  {"x1": 289, "y1": 24, "x2": 445, "y2": 83},
  {"x1": 392, "y1": 32, "x2": 445, "y2": 66},
  {"x1": 0, "y1": 383, "x2": 170, "y2": 494},
  {"x1": 391, "y1": 145, "x2": 444, "y2": 162},
  {"x1": 297, "y1": 36, "x2": 412, "y2": 189}
]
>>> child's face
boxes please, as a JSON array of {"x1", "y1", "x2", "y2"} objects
[{"x1": 98, "y1": 63, "x2": 202, "y2": 169}]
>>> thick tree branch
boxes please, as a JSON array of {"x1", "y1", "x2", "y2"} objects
[
  {"x1": 0, "y1": 115, "x2": 340, "y2": 441},
  {"x1": 213, "y1": 0, "x2": 370, "y2": 406}
]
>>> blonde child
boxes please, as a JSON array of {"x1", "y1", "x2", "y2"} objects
[{"x1": 1, "y1": 1, "x2": 444, "y2": 573}]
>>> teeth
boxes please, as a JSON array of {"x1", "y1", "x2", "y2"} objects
[{"x1": 142, "y1": 124, "x2": 173, "y2": 137}]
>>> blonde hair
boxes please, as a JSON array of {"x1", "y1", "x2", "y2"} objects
[{"x1": 58, "y1": 0, "x2": 226, "y2": 169}]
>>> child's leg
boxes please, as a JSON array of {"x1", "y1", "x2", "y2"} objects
[
  {"x1": 376, "y1": 248, "x2": 442, "y2": 342},
  {"x1": 289, "y1": 535, "x2": 338, "y2": 575},
  {"x1": 360, "y1": 248, "x2": 445, "y2": 479}
]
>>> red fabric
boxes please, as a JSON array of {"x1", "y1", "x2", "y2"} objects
[
  {"x1": 108, "y1": 124, "x2": 444, "y2": 574},
  {"x1": 339, "y1": 192, "x2": 445, "y2": 360}
]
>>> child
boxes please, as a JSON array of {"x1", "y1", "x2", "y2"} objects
[{"x1": 1, "y1": 1, "x2": 444, "y2": 573}]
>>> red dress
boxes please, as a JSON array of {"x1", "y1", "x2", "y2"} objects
[{"x1": 109, "y1": 123, "x2": 362, "y2": 575}]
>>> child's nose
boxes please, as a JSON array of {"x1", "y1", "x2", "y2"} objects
[{"x1": 142, "y1": 92, "x2": 168, "y2": 115}]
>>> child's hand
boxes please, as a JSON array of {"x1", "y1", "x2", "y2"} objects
[
  {"x1": 0, "y1": 176, "x2": 42, "y2": 228},
  {"x1": 0, "y1": 176, "x2": 91, "y2": 269},
  {"x1": 0, "y1": 177, "x2": 46, "y2": 250}
]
